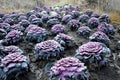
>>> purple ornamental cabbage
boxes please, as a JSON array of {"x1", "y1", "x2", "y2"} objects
[
  {"x1": 99, "y1": 14, "x2": 111, "y2": 23},
  {"x1": 77, "y1": 26, "x2": 91, "y2": 37},
  {"x1": 18, "y1": 13, "x2": 25, "y2": 17},
  {"x1": 10, "y1": 24, "x2": 24, "y2": 31},
  {"x1": 88, "y1": 17, "x2": 99, "y2": 28},
  {"x1": 75, "y1": 5, "x2": 81, "y2": 11},
  {"x1": 107, "y1": 24, "x2": 115, "y2": 35},
  {"x1": 0, "y1": 29, "x2": 7, "y2": 39},
  {"x1": 33, "y1": 6, "x2": 42, "y2": 12},
  {"x1": 68, "y1": 4, "x2": 75, "y2": 11},
  {"x1": 79, "y1": 14, "x2": 89, "y2": 23},
  {"x1": 31, "y1": 18, "x2": 43, "y2": 27},
  {"x1": 34, "y1": 12, "x2": 42, "y2": 18},
  {"x1": 117, "y1": 25, "x2": 120, "y2": 33},
  {"x1": 34, "y1": 40, "x2": 64, "y2": 60},
  {"x1": 0, "y1": 23, "x2": 11, "y2": 32},
  {"x1": 49, "y1": 57, "x2": 89, "y2": 80},
  {"x1": 47, "y1": 18, "x2": 60, "y2": 28},
  {"x1": 63, "y1": 5, "x2": 70, "y2": 12},
  {"x1": 49, "y1": 11, "x2": 61, "y2": 20},
  {"x1": 0, "y1": 18, "x2": 3, "y2": 23},
  {"x1": 51, "y1": 24, "x2": 65, "y2": 35},
  {"x1": 62, "y1": 15, "x2": 73, "y2": 24},
  {"x1": 3, "y1": 45, "x2": 23, "y2": 55},
  {"x1": 89, "y1": 31, "x2": 110, "y2": 46},
  {"x1": 2, "y1": 14, "x2": 10, "y2": 20},
  {"x1": 26, "y1": 10, "x2": 35, "y2": 17},
  {"x1": 84, "y1": 9, "x2": 93, "y2": 17},
  {"x1": 40, "y1": 11, "x2": 48, "y2": 16},
  {"x1": 75, "y1": 42, "x2": 111, "y2": 69},
  {"x1": 41, "y1": 14, "x2": 50, "y2": 23},
  {"x1": 28, "y1": 14, "x2": 37, "y2": 22},
  {"x1": 19, "y1": 19, "x2": 30, "y2": 28},
  {"x1": 97, "y1": 22, "x2": 115, "y2": 36},
  {"x1": 0, "y1": 53, "x2": 29, "y2": 80},
  {"x1": 117, "y1": 41, "x2": 120, "y2": 50},
  {"x1": 0, "y1": 13, "x2": 4, "y2": 18},
  {"x1": 3, "y1": 30, "x2": 23, "y2": 45},
  {"x1": 26, "y1": 27, "x2": 48, "y2": 43},
  {"x1": 4, "y1": 18, "x2": 14, "y2": 25},
  {"x1": 9, "y1": 13, "x2": 18, "y2": 19},
  {"x1": 54, "y1": 33, "x2": 75, "y2": 48},
  {"x1": 54, "y1": 8, "x2": 60, "y2": 13},
  {"x1": 18, "y1": 15, "x2": 27, "y2": 22},
  {"x1": 91, "y1": 13, "x2": 100, "y2": 18},
  {"x1": 42, "y1": 6, "x2": 49, "y2": 11},
  {"x1": 60, "y1": 11, "x2": 67, "y2": 17},
  {"x1": 9, "y1": 14, "x2": 18, "y2": 23},
  {"x1": 70, "y1": 11, "x2": 80, "y2": 18},
  {"x1": 25, "y1": 25, "x2": 38, "y2": 33},
  {"x1": 67, "y1": 19, "x2": 81, "y2": 31}
]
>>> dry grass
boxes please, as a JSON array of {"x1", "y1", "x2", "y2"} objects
[
  {"x1": 109, "y1": 12, "x2": 120, "y2": 26},
  {"x1": 0, "y1": 8, "x2": 30, "y2": 14},
  {"x1": 45, "y1": 0, "x2": 83, "y2": 7},
  {"x1": 0, "y1": 0, "x2": 44, "y2": 13}
]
